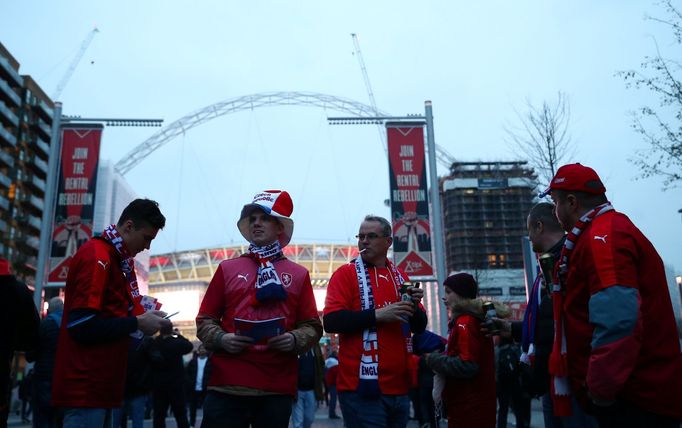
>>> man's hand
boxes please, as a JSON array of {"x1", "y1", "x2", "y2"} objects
[
  {"x1": 376, "y1": 301, "x2": 415, "y2": 323},
  {"x1": 267, "y1": 332, "x2": 296, "y2": 352},
  {"x1": 136, "y1": 310, "x2": 171, "y2": 335},
  {"x1": 480, "y1": 317, "x2": 512, "y2": 338},
  {"x1": 219, "y1": 333, "x2": 255, "y2": 354},
  {"x1": 409, "y1": 286, "x2": 424, "y2": 304}
]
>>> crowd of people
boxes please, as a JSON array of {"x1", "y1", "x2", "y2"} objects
[{"x1": 2, "y1": 163, "x2": 682, "y2": 428}]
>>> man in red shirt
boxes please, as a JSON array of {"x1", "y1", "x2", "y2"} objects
[
  {"x1": 196, "y1": 190, "x2": 322, "y2": 428},
  {"x1": 543, "y1": 163, "x2": 682, "y2": 427},
  {"x1": 52, "y1": 199, "x2": 171, "y2": 428},
  {"x1": 324, "y1": 215, "x2": 426, "y2": 427}
]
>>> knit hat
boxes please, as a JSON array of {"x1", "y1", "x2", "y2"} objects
[
  {"x1": 443, "y1": 273, "x2": 478, "y2": 299},
  {"x1": 539, "y1": 163, "x2": 606, "y2": 198},
  {"x1": 237, "y1": 190, "x2": 294, "y2": 247}
]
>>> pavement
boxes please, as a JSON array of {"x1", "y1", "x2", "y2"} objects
[{"x1": 7, "y1": 398, "x2": 546, "y2": 427}]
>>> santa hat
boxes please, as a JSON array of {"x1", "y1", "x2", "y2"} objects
[{"x1": 237, "y1": 190, "x2": 294, "y2": 247}]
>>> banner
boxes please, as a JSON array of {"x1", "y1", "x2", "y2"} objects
[
  {"x1": 386, "y1": 122, "x2": 434, "y2": 278},
  {"x1": 48, "y1": 124, "x2": 103, "y2": 284}
]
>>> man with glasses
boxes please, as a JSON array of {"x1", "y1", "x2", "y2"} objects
[{"x1": 324, "y1": 215, "x2": 427, "y2": 427}]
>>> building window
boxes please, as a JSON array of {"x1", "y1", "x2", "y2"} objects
[
  {"x1": 484, "y1": 221, "x2": 494, "y2": 228},
  {"x1": 487, "y1": 254, "x2": 497, "y2": 267}
]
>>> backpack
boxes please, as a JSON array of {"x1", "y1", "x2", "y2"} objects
[{"x1": 497, "y1": 343, "x2": 520, "y2": 380}]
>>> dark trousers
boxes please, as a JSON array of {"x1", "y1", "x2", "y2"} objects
[
  {"x1": 32, "y1": 379, "x2": 60, "y2": 428},
  {"x1": 497, "y1": 379, "x2": 530, "y2": 428},
  {"x1": 200, "y1": 391, "x2": 292, "y2": 428},
  {"x1": 152, "y1": 385, "x2": 189, "y2": 428},
  {"x1": 188, "y1": 390, "x2": 206, "y2": 427},
  {"x1": 327, "y1": 385, "x2": 338, "y2": 418},
  {"x1": 592, "y1": 399, "x2": 680, "y2": 428}
]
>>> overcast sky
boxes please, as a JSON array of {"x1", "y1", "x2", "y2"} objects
[{"x1": 3, "y1": 1, "x2": 682, "y2": 272}]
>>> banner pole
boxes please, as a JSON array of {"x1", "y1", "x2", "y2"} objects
[
  {"x1": 424, "y1": 101, "x2": 447, "y2": 335},
  {"x1": 34, "y1": 102, "x2": 63, "y2": 309}
]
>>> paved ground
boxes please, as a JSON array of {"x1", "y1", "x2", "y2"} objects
[{"x1": 7, "y1": 398, "x2": 546, "y2": 427}]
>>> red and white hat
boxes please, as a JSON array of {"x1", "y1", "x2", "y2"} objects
[
  {"x1": 539, "y1": 163, "x2": 606, "y2": 197},
  {"x1": 237, "y1": 190, "x2": 294, "y2": 247}
]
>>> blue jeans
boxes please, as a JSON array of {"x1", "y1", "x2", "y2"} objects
[
  {"x1": 63, "y1": 408, "x2": 113, "y2": 428},
  {"x1": 338, "y1": 391, "x2": 410, "y2": 428},
  {"x1": 112, "y1": 395, "x2": 146, "y2": 428},
  {"x1": 291, "y1": 389, "x2": 316, "y2": 428},
  {"x1": 541, "y1": 393, "x2": 598, "y2": 428},
  {"x1": 201, "y1": 391, "x2": 292, "y2": 428}
]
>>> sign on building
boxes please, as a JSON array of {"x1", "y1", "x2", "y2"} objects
[
  {"x1": 48, "y1": 124, "x2": 103, "y2": 284},
  {"x1": 386, "y1": 122, "x2": 434, "y2": 279}
]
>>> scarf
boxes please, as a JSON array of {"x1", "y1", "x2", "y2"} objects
[
  {"x1": 549, "y1": 202, "x2": 613, "y2": 416},
  {"x1": 246, "y1": 241, "x2": 288, "y2": 305},
  {"x1": 355, "y1": 256, "x2": 405, "y2": 398},
  {"x1": 520, "y1": 270, "x2": 542, "y2": 365},
  {"x1": 101, "y1": 225, "x2": 161, "y2": 317}
]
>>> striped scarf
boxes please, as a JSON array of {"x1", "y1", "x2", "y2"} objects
[
  {"x1": 101, "y1": 224, "x2": 161, "y2": 317},
  {"x1": 520, "y1": 271, "x2": 542, "y2": 365},
  {"x1": 549, "y1": 202, "x2": 613, "y2": 416},
  {"x1": 246, "y1": 241, "x2": 288, "y2": 305},
  {"x1": 355, "y1": 256, "x2": 405, "y2": 398}
]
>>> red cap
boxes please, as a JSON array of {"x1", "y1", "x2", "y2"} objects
[
  {"x1": 0, "y1": 258, "x2": 11, "y2": 275},
  {"x1": 540, "y1": 163, "x2": 606, "y2": 197}
]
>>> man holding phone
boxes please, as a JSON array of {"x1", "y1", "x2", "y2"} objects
[{"x1": 52, "y1": 199, "x2": 171, "y2": 428}]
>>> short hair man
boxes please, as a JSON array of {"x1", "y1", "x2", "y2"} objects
[
  {"x1": 496, "y1": 202, "x2": 597, "y2": 427},
  {"x1": 52, "y1": 198, "x2": 171, "y2": 428},
  {"x1": 543, "y1": 163, "x2": 682, "y2": 427},
  {"x1": 196, "y1": 190, "x2": 322, "y2": 428},
  {"x1": 323, "y1": 215, "x2": 427, "y2": 427}
]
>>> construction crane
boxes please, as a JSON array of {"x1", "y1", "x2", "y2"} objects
[
  {"x1": 350, "y1": 33, "x2": 386, "y2": 154},
  {"x1": 52, "y1": 27, "x2": 99, "y2": 100},
  {"x1": 350, "y1": 33, "x2": 456, "y2": 169}
]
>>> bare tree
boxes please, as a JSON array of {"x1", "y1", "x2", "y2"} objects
[
  {"x1": 619, "y1": 0, "x2": 682, "y2": 189},
  {"x1": 505, "y1": 92, "x2": 575, "y2": 185}
]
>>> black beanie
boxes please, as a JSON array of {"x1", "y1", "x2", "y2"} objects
[{"x1": 443, "y1": 273, "x2": 478, "y2": 299}]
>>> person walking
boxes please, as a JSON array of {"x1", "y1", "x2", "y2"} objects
[
  {"x1": 196, "y1": 190, "x2": 322, "y2": 428},
  {"x1": 323, "y1": 215, "x2": 427, "y2": 428},
  {"x1": 323, "y1": 352, "x2": 340, "y2": 420},
  {"x1": 27, "y1": 296, "x2": 63, "y2": 428},
  {"x1": 543, "y1": 163, "x2": 682, "y2": 427},
  {"x1": 291, "y1": 344, "x2": 324, "y2": 428},
  {"x1": 185, "y1": 345, "x2": 211, "y2": 428},
  {"x1": 51, "y1": 199, "x2": 171, "y2": 428},
  {"x1": 148, "y1": 326, "x2": 193, "y2": 428}
]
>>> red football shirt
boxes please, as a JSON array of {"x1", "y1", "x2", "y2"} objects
[
  {"x1": 564, "y1": 210, "x2": 682, "y2": 416},
  {"x1": 323, "y1": 263, "x2": 411, "y2": 395},
  {"x1": 52, "y1": 238, "x2": 132, "y2": 408}
]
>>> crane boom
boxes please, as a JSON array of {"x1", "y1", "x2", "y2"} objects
[
  {"x1": 350, "y1": 33, "x2": 456, "y2": 168},
  {"x1": 52, "y1": 27, "x2": 99, "y2": 100}
]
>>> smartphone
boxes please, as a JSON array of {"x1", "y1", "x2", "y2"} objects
[{"x1": 163, "y1": 311, "x2": 179, "y2": 320}]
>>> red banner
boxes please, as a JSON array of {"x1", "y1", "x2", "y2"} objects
[
  {"x1": 386, "y1": 122, "x2": 434, "y2": 278},
  {"x1": 48, "y1": 124, "x2": 103, "y2": 284}
]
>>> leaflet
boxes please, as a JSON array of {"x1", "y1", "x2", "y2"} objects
[{"x1": 234, "y1": 317, "x2": 286, "y2": 343}]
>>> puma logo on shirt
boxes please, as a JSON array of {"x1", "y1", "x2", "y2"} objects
[
  {"x1": 237, "y1": 274, "x2": 249, "y2": 281},
  {"x1": 594, "y1": 235, "x2": 608, "y2": 243}
]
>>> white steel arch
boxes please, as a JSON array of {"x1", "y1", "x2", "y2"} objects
[{"x1": 114, "y1": 91, "x2": 456, "y2": 175}]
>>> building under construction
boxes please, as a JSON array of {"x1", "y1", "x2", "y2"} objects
[{"x1": 441, "y1": 161, "x2": 537, "y2": 275}]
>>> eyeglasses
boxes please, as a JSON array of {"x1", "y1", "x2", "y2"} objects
[{"x1": 355, "y1": 233, "x2": 386, "y2": 241}]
